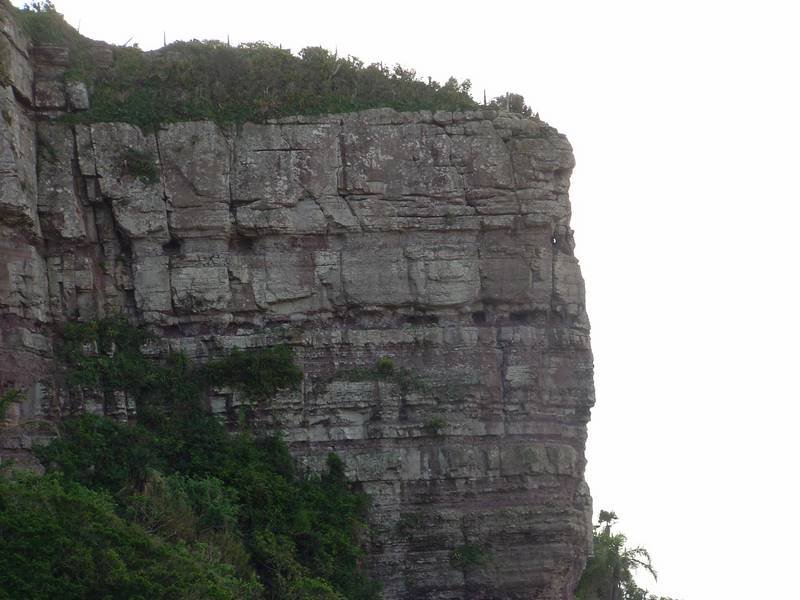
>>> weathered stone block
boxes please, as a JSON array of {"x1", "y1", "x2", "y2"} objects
[
  {"x1": 159, "y1": 121, "x2": 232, "y2": 238},
  {"x1": 66, "y1": 80, "x2": 89, "y2": 110},
  {"x1": 0, "y1": 87, "x2": 39, "y2": 236},
  {"x1": 90, "y1": 123, "x2": 168, "y2": 240},
  {"x1": 36, "y1": 122, "x2": 86, "y2": 240},
  {"x1": 34, "y1": 78, "x2": 65, "y2": 109},
  {"x1": 171, "y1": 265, "x2": 231, "y2": 312}
]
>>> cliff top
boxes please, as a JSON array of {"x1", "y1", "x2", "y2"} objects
[{"x1": 2, "y1": 1, "x2": 537, "y2": 128}]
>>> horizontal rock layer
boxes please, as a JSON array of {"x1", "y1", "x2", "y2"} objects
[{"x1": 0, "y1": 7, "x2": 594, "y2": 599}]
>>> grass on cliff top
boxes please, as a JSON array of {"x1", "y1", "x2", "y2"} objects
[{"x1": 12, "y1": 2, "x2": 480, "y2": 128}]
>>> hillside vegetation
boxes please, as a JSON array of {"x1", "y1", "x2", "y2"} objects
[{"x1": 0, "y1": 317, "x2": 379, "y2": 600}]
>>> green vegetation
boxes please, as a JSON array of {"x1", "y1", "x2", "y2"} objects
[
  {"x1": 336, "y1": 357, "x2": 427, "y2": 394},
  {"x1": 26, "y1": 416, "x2": 378, "y2": 599},
  {"x1": 15, "y1": 2, "x2": 70, "y2": 46},
  {"x1": 11, "y1": 3, "x2": 541, "y2": 128},
  {"x1": 57, "y1": 316, "x2": 302, "y2": 414},
  {"x1": 394, "y1": 511, "x2": 424, "y2": 536},
  {"x1": 203, "y1": 346, "x2": 303, "y2": 400},
  {"x1": 375, "y1": 356, "x2": 395, "y2": 377},
  {"x1": 450, "y1": 543, "x2": 489, "y2": 571},
  {"x1": 58, "y1": 316, "x2": 155, "y2": 397},
  {"x1": 423, "y1": 416, "x2": 447, "y2": 436},
  {"x1": 0, "y1": 471, "x2": 261, "y2": 600},
  {"x1": 13, "y1": 2, "x2": 479, "y2": 128},
  {"x1": 487, "y1": 92, "x2": 533, "y2": 117},
  {"x1": 0, "y1": 316, "x2": 378, "y2": 599},
  {"x1": 576, "y1": 511, "x2": 679, "y2": 600},
  {"x1": 0, "y1": 388, "x2": 22, "y2": 423},
  {"x1": 121, "y1": 148, "x2": 160, "y2": 185}
]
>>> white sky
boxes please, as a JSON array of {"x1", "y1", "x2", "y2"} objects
[{"x1": 13, "y1": 1, "x2": 800, "y2": 598}]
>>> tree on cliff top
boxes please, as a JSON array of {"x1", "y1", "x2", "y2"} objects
[{"x1": 488, "y1": 92, "x2": 533, "y2": 117}]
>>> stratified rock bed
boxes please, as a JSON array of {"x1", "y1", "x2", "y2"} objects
[{"x1": 0, "y1": 7, "x2": 594, "y2": 599}]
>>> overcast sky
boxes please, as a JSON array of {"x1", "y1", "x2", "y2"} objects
[{"x1": 13, "y1": 1, "x2": 800, "y2": 598}]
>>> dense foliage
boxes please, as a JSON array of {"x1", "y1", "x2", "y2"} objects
[
  {"x1": 576, "y1": 511, "x2": 678, "y2": 600},
  {"x1": 57, "y1": 316, "x2": 302, "y2": 415},
  {"x1": 0, "y1": 317, "x2": 378, "y2": 599},
  {"x1": 58, "y1": 316, "x2": 156, "y2": 398},
  {"x1": 0, "y1": 472, "x2": 261, "y2": 600},
  {"x1": 14, "y1": 2, "x2": 479, "y2": 127},
  {"x1": 204, "y1": 346, "x2": 303, "y2": 401},
  {"x1": 487, "y1": 92, "x2": 533, "y2": 117}
]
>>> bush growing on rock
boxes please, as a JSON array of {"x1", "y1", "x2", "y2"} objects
[
  {"x1": 488, "y1": 92, "x2": 533, "y2": 116},
  {"x1": 121, "y1": 147, "x2": 160, "y2": 185},
  {"x1": 450, "y1": 543, "x2": 489, "y2": 571},
  {"x1": 0, "y1": 317, "x2": 379, "y2": 599},
  {"x1": 0, "y1": 388, "x2": 22, "y2": 424},
  {"x1": 28, "y1": 411, "x2": 379, "y2": 599},
  {"x1": 14, "y1": 2, "x2": 478, "y2": 127},
  {"x1": 57, "y1": 316, "x2": 302, "y2": 414},
  {"x1": 375, "y1": 356, "x2": 395, "y2": 376}
]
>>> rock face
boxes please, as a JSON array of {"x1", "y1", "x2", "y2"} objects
[{"x1": 0, "y1": 6, "x2": 595, "y2": 599}]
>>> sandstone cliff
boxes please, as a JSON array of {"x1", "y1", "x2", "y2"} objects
[{"x1": 0, "y1": 6, "x2": 594, "y2": 599}]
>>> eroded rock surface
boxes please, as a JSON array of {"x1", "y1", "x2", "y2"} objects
[{"x1": 0, "y1": 6, "x2": 594, "y2": 597}]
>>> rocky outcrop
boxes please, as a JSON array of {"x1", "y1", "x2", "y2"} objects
[{"x1": 0, "y1": 5, "x2": 594, "y2": 598}]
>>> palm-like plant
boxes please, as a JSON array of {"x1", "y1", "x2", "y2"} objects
[{"x1": 575, "y1": 511, "x2": 659, "y2": 600}]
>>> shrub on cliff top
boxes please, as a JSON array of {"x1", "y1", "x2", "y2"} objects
[
  {"x1": 488, "y1": 92, "x2": 533, "y2": 117},
  {"x1": 12, "y1": 3, "x2": 478, "y2": 127},
  {"x1": 85, "y1": 42, "x2": 477, "y2": 127}
]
